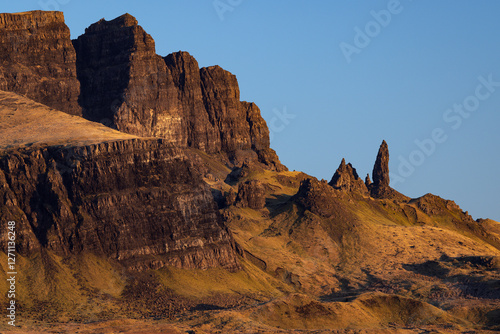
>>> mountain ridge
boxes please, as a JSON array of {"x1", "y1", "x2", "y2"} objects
[{"x1": 0, "y1": 10, "x2": 499, "y2": 333}]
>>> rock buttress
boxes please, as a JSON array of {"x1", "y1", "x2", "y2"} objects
[{"x1": 74, "y1": 13, "x2": 285, "y2": 170}]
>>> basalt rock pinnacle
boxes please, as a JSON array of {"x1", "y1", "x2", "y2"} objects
[
  {"x1": 74, "y1": 13, "x2": 285, "y2": 170},
  {"x1": 370, "y1": 140, "x2": 409, "y2": 201},
  {"x1": 372, "y1": 140, "x2": 390, "y2": 188}
]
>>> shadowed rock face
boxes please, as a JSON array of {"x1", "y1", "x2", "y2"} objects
[
  {"x1": 73, "y1": 13, "x2": 285, "y2": 170},
  {"x1": 0, "y1": 11, "x2": 81, "y2": 115},
  {"x1": 0, "y1": 139, "x2": 240, "y2": 271},
  {"x1": 365, "y1": 173, "x2": 372, "y2": 188},
  {"x1": 73, "y1": 14, "x2": 182, "y2": 140},
  {"x1": 0, "y1": 10, "x2": 284, "y2": 169}
]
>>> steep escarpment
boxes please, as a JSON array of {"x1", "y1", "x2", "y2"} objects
[
  {"x1": 72, "y1": 14, "x2": 181, "y2": 140},
  {"x1": 0, "y1": 11, "x2": 81, "y2": 115},
  {"x1": 0, "y1": 137, "x2": 240, "y2": 271},
  {"x1": 0, "y1": 10, "x2": 284, "y2": 272},
  {"x1": 74, "y1": 14, "x2": 285, "y2": 170},
  {"x1": 329, "y1": 158, "x2": 368, "y2": 195}
]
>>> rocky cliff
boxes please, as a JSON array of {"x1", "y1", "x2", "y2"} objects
[
  {"x1": 0, "y1": 11, "x2": 284, "y2": 170},
  {"x1": 0, "y1": 94, "x2": 240, "y2": 271},
  {"x1": 0, "y1": 11, "x2": 81, "y2": 115},
  {"x1": 73, "y1": 13, "x2": 285, "y2": 170},
  {"x1": 329, "y1": 158, "x2": 368, "y2": 195}
]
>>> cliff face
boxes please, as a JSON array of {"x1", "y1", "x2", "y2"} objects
[
  {"x1": 0, "y1": 138, "x2": 240, "y2": 271},
  {"x1": 74, "y1": 14, "x2": 285, "y2": 170},
  {"x1": 0, "y1": 11, "x2": 81, "y2": 115},
  {"x1": 0, "y1": 11, "x2": 284, "y2": 169}
]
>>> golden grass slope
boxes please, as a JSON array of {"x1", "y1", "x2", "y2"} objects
[{"x1": 0, "y1": 90, "x2": 138, "y2": 150}]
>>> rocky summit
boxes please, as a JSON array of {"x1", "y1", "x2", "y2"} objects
[{"x1": 0, "y1": 10, "x2": 499, "y2": 334}]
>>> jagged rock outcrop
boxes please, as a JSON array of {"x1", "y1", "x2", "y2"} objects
[
  {"x1": 293, "y1": 178, "x2": 341, "y2": 218},
  {"x1": 0, "y1": 11, "x2": 81, "y2": 115},
  {"x1": 329, "y1": 158, "x2": 368, "y2": 195},
  {"x1": 73, "y1": 14, "x2": 183, "y2": 141},
  {"x1": 0, "y1": 139, "x2": 240, "y2": 271},
  {"x1": 370, "y1": 140, "x2": 409, "y2": 201},
  {"x1": 73, "y1": 13, "x2": 285, "y2": 170},
  {"x1": 236, "y1": 180, "x2": 266, "y2": 209},
  {"x1": 0, "y1": 10, "x2": 285, "y2": 169},
  {"x1": 164, "y1": 51, "x2": 217, "y2": 150}
]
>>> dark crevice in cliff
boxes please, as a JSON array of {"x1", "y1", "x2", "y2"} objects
[{"x1": 30, "y1": 172, "x2": 57, "y2": 247}]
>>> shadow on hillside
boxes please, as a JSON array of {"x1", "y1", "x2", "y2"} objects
[
  {"x1": 403, "y1": 256, "x2": 500, "y2": 300},
  {"x1": 190, "y1": 304, "x2": 226, "y2": 311}
]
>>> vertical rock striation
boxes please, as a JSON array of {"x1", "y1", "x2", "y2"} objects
[
  {"x1": 0, "y1": 11, "x2": 81, "y2": 115},
  {"x1": 0, "y1": 10, "x2": 288, "y2": 271},
  {"x1": 0, "y1": 10, "x2": 285, "y2": 169}
]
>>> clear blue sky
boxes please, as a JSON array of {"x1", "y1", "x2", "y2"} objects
[{"x1": 4, "y1": 1, "x2": 500, "y2": 221}]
